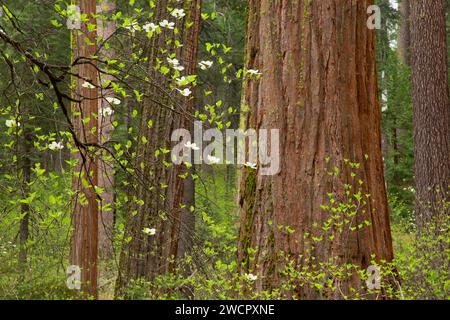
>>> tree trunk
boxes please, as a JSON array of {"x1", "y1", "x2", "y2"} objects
[
  {"x1": 177, "y1": 163, "x2": 195, "y2": 289},
  {"x1": 376, "y1": 0, "x2": 390, "y2": 183},
  {"x1": 238, "y1": 0, "x2": 394, "y2": 299},
  {"x1": 392, "y1": 116, "x2": 400, "y2": 182},
  {"x1": 398, "y1": 0, "x2": 411, "y2": 66},
  {"x1": 19, "y1": 126, "x2": 32, "y2": 270},
  {"x1": 70, "y1": 0, "x2": 99, "y2": 299},
  {"x1": 116, "y1": 0, "x2": 202, "y2": 295},
  {"x1": 97, "y1": 0, "x2": 116, "y2": 260},
  {"x1": 177, "y1": 129, "x2": 196, "y2": 263},
  {"x1": 410, "y1": 0, "x2": 450, "y2": 227}
]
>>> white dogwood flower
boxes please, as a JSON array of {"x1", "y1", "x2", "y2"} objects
[
  {"x1": 199, "y1": 60, "x2": 213, "y2": 70},
  {"x1": 82, "y1": 81, "x2": 95, "y2": 89},
  {"x1": 101, "y1": 106, "x2": 114, "y2": 117},
  {"x1": 184, "y1": 141, "x2": 200, "y2": 151},
  {"x1": 124, "y1": 21, "x2": 140, "y2": 32},
  {"x1": 167, "y1": 57, "x2": 180, "y2": 66},
  {"x1": 167, "y1": 57, "x2": 185, "y2": 71},
  {"x1": 246, "y1": 69, "x2": 262, "y2": 76},
  {"x1": 106, "y1": 97, "x2": 121, "y2": 105},
  {"x1": 245, "y1": 273, "x2": 258, "y2": 281},
  {"x1": 159, "y1": 20, "x2": 175, "y2": 29},
  {"x1": 48, "y1": 141, "x2": 64, "y2": 151},
  {"x1": 176, "y1": 76, "x2": 188, "y2": 86},
  {"x1": 171, "y1": 8, "x2": 186, "y2": 19},
  {"x1": 5, "y1": 119, "x2": 19, "y2": 128},
  {"x1": 177, "y1": 88, "x2": 192, "y2": 97},
  {"x1": 207, "y1": 155, "x2": 221, "y2": 164},
  {"x1": 142, "y1": 22, "x2": 158, "y2": 33},
  {"x1": 245, "y1": 162, "x2": 257, "y2": 170},
  {"x1": 143, "y1": 227, "x2": 156, "y2": 236}
]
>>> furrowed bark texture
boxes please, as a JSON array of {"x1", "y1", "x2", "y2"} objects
[
  {"x1": 238, "y1": 0, "x2": 394, "y2": 299},
  {"x1": 70, "y1": 0, "x2": 99, "y2": 299},
  {"x1": 117, "y1": 0, "x2": 201, "y2": 295},
  {"x1": 410, "y1": 0, "x2": 450, "y2": 226}
]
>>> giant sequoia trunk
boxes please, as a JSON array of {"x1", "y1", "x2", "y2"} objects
[
  {"x1": 238, "y1": 0, "x2": 394, "y2": 299},
  {"x1": 70, "y1": 0, "x2": 99, "y2": 299},
  {"x1": 116, "y1": 0, "x2": 202, "y2": 295},
  {"x1": 410, "y1": 0, "x2": 450, "y2": 226}
]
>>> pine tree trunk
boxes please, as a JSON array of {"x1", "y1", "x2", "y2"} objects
[
  {"x1": 410, "y1": 0, "x2": 450, "y2": 227},
  {"x1": 238, "y1": 0, "x2": 394, "y2": 299},
  {"x1": 116, "y1": 0, "x2": 202, "y2": 295},
  {"x1": 70, "y1": 0, "x2": 99, "y2": 299}
]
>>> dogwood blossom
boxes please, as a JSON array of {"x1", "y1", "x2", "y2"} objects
[
  {"x1": 167, "y1": 57, "x2": 180, "y2": 66},
  {"x1": 246, "y1": 69, "x2": 262, "y2": 76},
  {"x1": 124, "y1": 21, "x2": 139, "y2": 32},
  {"x1": 245, "y1": 273, "x2": 258, "y2": 281},
  {"x1": 176, "y1": 76, "x2": 188, "y2": 86},
  {"x1": 159, "y1": 20, "x2": 175, "y2": 29},
  {"x1": 106, "y1": 97, "x2": 121, "y2": 105},
  {"x1": 142, "y1": 22, "x2": 158, "y2": 33},
  {"x1": 167, "y1": 57, "x2": 185, "y2": 71},
  {"x1": 177, "y1": 88, "x2": 192, "y2": 97},
  {"x1": 5, "y1": 119, "x2": 19, "y2": 128},
  {"x1": 171, "y1": 8, "x2": 186, "y2": 19},
  {"x1": 245, "y1": 162, "x2": 257, "y2": 170},
  {"x1": 199, "y1": 60, "x2": 213, "y2": 70},
  {"x1": 143, "y1": 227, "x2": 156, "y2": 236},
  {"x1": 48, "y1": 141, "x2": 64, "y2": 151},
  {"x1": 101, "y1": 106, "x2": 114, "y2": 117},
  {"x1": 82, "y1": 81, "x2": 95, "y2": 89},
  {"x1": 207, "y1": 155, "x2": 221, "y2": 164},
  {"x1": 184, "y1": 141, "x2": 200, "y2": 151}
]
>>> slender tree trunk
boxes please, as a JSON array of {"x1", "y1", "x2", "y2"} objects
[
  {"x1": 377, "y1": 0, "x2": 391, "y2": 182},
  {"x1": 97, "y1": 0, "x2": 116, "y2": 260},
  {"x1": 238, "y1": 0, "x2": 394, "y2": 299},
  {"x1": 177, "y1": 163, "x2": 195, "y2": 283},
  {"x1": 177, "y1": 130, "x2": 196, "y2": 262},
  {"x1": 177, "y1": 3, "x2": 201, "y2": 265},
  {"x1": 398, "y1": 0, "x2": 411, "y2": 66},
  {"x1": 19, "y1": 126, "x2": 32, "y2": 269},
  {"x1": 70, "y1": 0, "x2": 99, "y2": 299},
  {"x1": 116, "y1": 0, "x2": 202, "y2": 295},
  {"x1": 392, "y1": 115, "x2": 400, "y2": 182},
  {"x1": 396, "y1": 0, "x2": 412, "y2": 184},
  {"x1": 410, "y1": 0, "x2": 450, "y2": 227}
]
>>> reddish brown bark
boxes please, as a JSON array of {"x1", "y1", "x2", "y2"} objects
[
  {"x1": 116, "y1": 0, "x2": 202, "y2": 295},
  {"x1": 238, "y1": 0, "x2": 394, "y2": 299},
  {"x1": 410, "y1": 0, "x2": 450, "y2": 226},
  {"x1": 70, "y1": 0, "x2": 99, "y2": 299}
]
